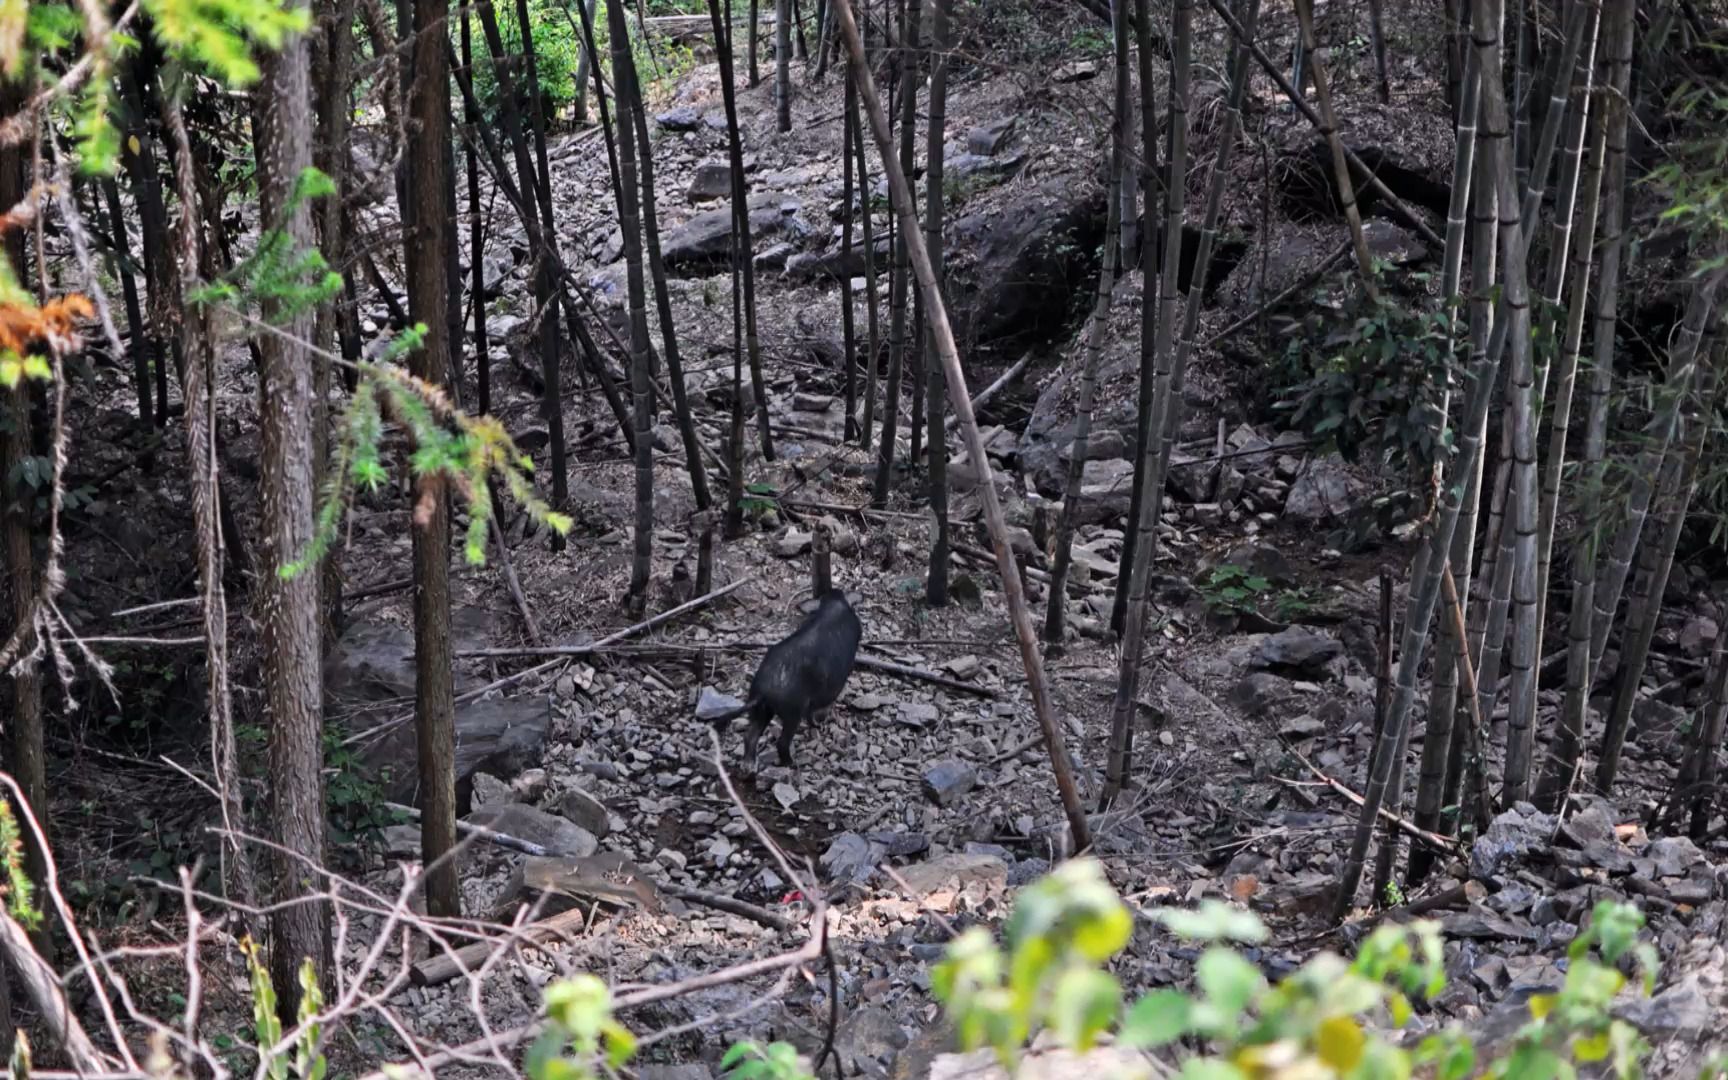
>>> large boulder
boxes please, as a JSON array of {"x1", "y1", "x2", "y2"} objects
[
  {"x1": 947, "y1": 179, "x2": 1108, "y2": 353},
  {"x1": 1285, "y1": 454, "x2": 1365, "y2": 521},
  {"x1": 660, "y1": 195, "x2": 809, "y2": 273},
  {"x1": 1019, "y1": 335, "x2": 1215, "y2": 499},
  {"x1": 466, "y1": 804, "x2": 598, "y2": 858},
  {"x1": 325, "y1": 616, "x2": 551, "y2": 805},
  {"x1": 783, "y1": 236, "x2": 892, "y2": 283}
]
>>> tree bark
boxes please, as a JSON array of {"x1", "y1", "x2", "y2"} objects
[
  {"x1": 406, "y1": 0, "x2": 461, "y2": 919},
  {"x1": 709, "y1": 0, "x2": 775, "y2": 462},
  {"x1": 476, "y1": 0, "x2": 569, "y2": 521},
  {"x1": 923, "y1": 0, "x2": 949, "y2": 606},
  {"x1": 99, "y1": 178, "x2": 153, "y2": 443},
  {"x1": 841, "y1": 70, "x2": 859, "y2": 441},
  {"x1": 1330, "y1": 0, "x2": 1519, "y2": 918},
  {"x1": 776, "y1": 0, "x2": 792, "y2": 130},
  {"x1": 871, "y1": 0, "x2": 918, "y2": 508},
  {"x1": 606, "y1": 0, "x2": 657, "y2": 606},
  {"x1": 1106, "y1": 0, "x2": 1193, "y2": 805},
  {"x1": 314, "y1": 0, "x2": 359, "y2": 641},
  {"x1": 163, "y1": 91, "x2": 255, "y2": 918},
  {"x1": 853, "y1": 87, "x2": 881, "y2": 450},
  {"x1": 1110, "y1": 0, "x2": 1162, "y2": 635},
  {"x1": 0, "y1": 82, "x2": 46, "y2": 952},
  {"x1": 1046, "y1": 0, "x2": 1129, "y2": 645},
  {"x1": 631, "y1": 101, "x2": 712, "y2": 511},
  {"x1": 460, "y1": 4, "x2": 491, "y2": 415},
  {"x1": 255, "y1": 14, "x2": 332, "y2": 1012}
]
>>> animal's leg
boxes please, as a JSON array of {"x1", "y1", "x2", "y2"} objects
[
  {"x1": 776, "y1": 706, "x2": 810, "y2": 766},
  {"x1": 743, "y1": 702, "x2": 773, "y2": 768}
]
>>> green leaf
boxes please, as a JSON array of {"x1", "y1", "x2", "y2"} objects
[
  {"x1": 1119, "y1": 989, "x2": 1194, "y2": 1048},
  {"x1": 1195, "y1": 946, "x2": 1265, "y2": 1019},
  {"x1": 1154, "y1": 901, "x2": 1268, "y2": 944},
  {"x1": 1047, "y1": 967, "x2": 1119, "y2": 1050},
  {"x1": 1177, "y1": 1059, "x2": 1248, "y2": 1080}
]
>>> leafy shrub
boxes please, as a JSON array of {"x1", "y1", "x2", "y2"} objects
[
  {"x1": 463, "y1": 0, "x2": 707, "y2": 127},
  {"x1": 934, "y1": 857, "x2": 1660, "y2": 1080},
  {"x1": 1271, "y1": 269, "x2": 1462, "y2": 522},
  {"x1": 1197, "y1": 564, "x2": 1317, "y2": 621}
]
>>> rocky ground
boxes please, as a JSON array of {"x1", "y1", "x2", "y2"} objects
[{"x1": 41, "y1": 1, "x2": 1728, "y2": 1076}]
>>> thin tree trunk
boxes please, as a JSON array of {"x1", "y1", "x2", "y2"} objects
[
  {"x1": 0, "y1": 94, "x2": 45, "y2": 952},
  {"x1": 1690, "y1": 630, "x2": 1728, "y2": 839},
  {"x1": 1438, "y1": 136, "x2": 1501, "y2": 835},
  {"x1": 749, "y1": 0, "x2": 761, "y2": 85},
  {"x1": 119, "y1": 59, "x2": 181, "y2": 426},
  {"x1": 406, "y1": 0, "x2": 461, "y2": 919},
  {"x1": 606, "y1": 0, "x2": 657, "y2": 606},
  {"x1": 1293, "y1": 0, "x2": 1376, "y2": 298},
  {"x1": 1043, "y1": 0, "x2": 1140, "y2": 642},
  {"x1": 99, "y1": 178, "x2": 152, "y2": 441},
  {"x1": 1203, "y1": 0, "x2": 1442, "y2": 248},
  {"x1": 841, "y1": 70, "x2": 859, "y2": 441},
  {"x1": 1596, "y1": 328, "x2": 1723, "y2": 792},
  {"x1": 461, "y1": 5, "x2": 490, "y2": 415},
  {"x1": 872, "y1": 0, "x2": 919, "y2": 508},
  {"x1": 1105, "y1": 0, "x2": 1194, "y2": 805},
  {"x1": 1588, "y1": 272, "x2": 1722, "y2": 680},
  {"x1": 1045, "y1": 174, "x2": 1125, "y2": 643},
  {"x1": 711, "y1": 0, "x2": 775, "y2": 461},
  {"x1": 1532, "y1": 80, "x2": 1605, "y2": 647},
  {"x1": 1110, "y1": 0, "x2": 1163, "y2": 636},
  {"x1": 631, "y1": 106, "x2": 712, "y2": 512},
  {"x1": 255, "y1": 17, "x2": 331, "y2": 1012},
  {"x1": 1475, "y1": 0, "x2": 1595, "y2": 765},
  {"x1": 1538, "y1": 0, "x2": 1636, "y2": 809},
  {"x1": 1331, "y1": 0, "x2": 1518, "y2": 918},
  {"x1": 833, "y1": 0, "x2": 1091, "y2": 855},
  {"x1": 477, "y1": 0, "x2": 569, "y2": 520},
  {"x1": 776, "y1": 0, "x2": 792, "y2": 130},
  {"x1": 446, "y1": 36, "x2": 635, "y2": 448},
  {"x1": 163, "y1": 93, "x2": 254, "y2": 918},
  {"x1": 1366, "y1": 0, "x2": 1390, "y2": 103},
  {"x1": 314, "y1": 0, "x2": 358, "y2": 642},
  {"x1": 924, "y1": 0, "x2": 950, "y2": 606},
  {"x1": 1409, "y1": 46, "x2": 1481, "y2": 883},
  {"x1": 853, "y1": 89, "x2": 881, "y2": 449},
  {"x1": 511, "y1": 0, "x2": 566, "y2": 526},
  {"x1": 571, "y1": 0, "x2": 600, "y2": 125},
  {"x1": 910, "y1": 288, "x2": 925, "y2": 467}
]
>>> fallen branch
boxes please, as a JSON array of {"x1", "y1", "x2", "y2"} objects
[
  {"x1": 0, "y1": 911, "x2": 114, "y2": 1073},
  {"x1": 1274, "y1": 760, "x2": 1460, "y2": 854},
  {"x1": 954, "y1": 540, "x2": 1049, "y2": 582},
  {"x1": 662, "y1": 884, "x2": 797, "y2": 933},
  {"x1": 944, "y1": 351, "x2": 1033, "y2": 432},
  {"x1": 389, "y1": 803, "x2": 797, "y2": 933},
  {"x1": 491, "y1": 504, "x2": 542, "y2": 645},
  {"x1": 410, "y1": 908, "x2": 587, "y2": 987},
  {"x1": 450, "y1": 576, "x2": 754, "y2": 659},
  {"x1": 857, "y1": 653, "x2": 999, "y2": 698}
]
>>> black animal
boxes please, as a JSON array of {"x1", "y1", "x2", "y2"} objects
[{"x1": 710, "y1": 591, "x2": 862, "y2": 767}]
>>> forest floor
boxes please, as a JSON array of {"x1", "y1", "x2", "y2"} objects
[{"x1": 40, "y1": 1, "x2": 1728, "y2": 1076}]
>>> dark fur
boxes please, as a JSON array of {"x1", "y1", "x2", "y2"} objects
[{"x1": 712, "y1": 592, "x2": 862, "y2": 767}]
